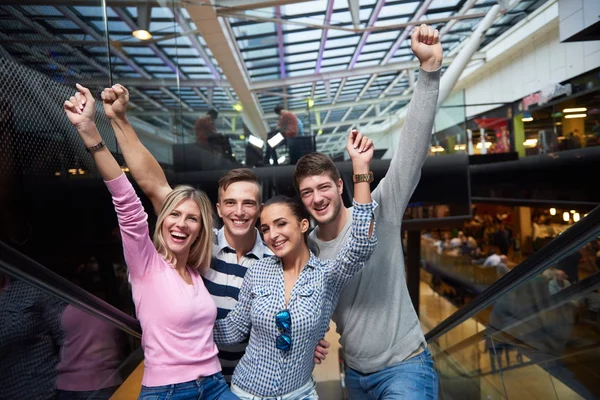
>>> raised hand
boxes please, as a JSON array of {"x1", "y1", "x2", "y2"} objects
[
  {"x1": 346, "y1": 129, "x2": 374, "y2": 168},
  {"x1": 101, "y1": 84, "x2": 129, "y2": 121},
  {"x1": 411, "y1": 24, "x2": 443, "y2": 72},
  {"x1": 63, "y1": 83, "x2": 95, "y2": 130}
]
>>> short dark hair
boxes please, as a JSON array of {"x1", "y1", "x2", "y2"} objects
[
  {"x1": 263, "y1": 195, "x2": 309, "y2": 243},
  {"x1": 294, "y1": 152, "x2": 341, "y2": 192},
  {"x1": 218, "y1": 168, "x2": 262, "y2": 202},
  {"x1": 208, "y1": 109, "x2": 219, "y2": 119},
  {"x1": 274, "y1": 104, "x2": 284, "y2": 115}
]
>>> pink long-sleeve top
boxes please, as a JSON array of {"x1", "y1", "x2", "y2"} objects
[{"x1": 105, "y1": 173, "x2": 221, "y2": 386}]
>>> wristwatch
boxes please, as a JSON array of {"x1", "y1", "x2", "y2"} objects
[
  {"x1": 353, "y1": 171, "x2": 374, "y2": 183},
  {"x1": 86, "y1": 141, "x2": 105, "y2": 153}
]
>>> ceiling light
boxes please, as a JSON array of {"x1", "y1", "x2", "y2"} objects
[
  {"x1": 549, "y1": 208, "x2": 556, "y2": 216},
  {"x1": 307, "y1": 98, "x2": 315, "y2": 108},
  {"x1": 454, "y1": 144, "x2": 466, "y2": 151},
  {"x1": 565, "y1": 113, "x2": 586, "y2": 119},
  {"x1": 132, "y1": 30, "x2": 152, "y2": 40},
  {"x1": 430, "y1": 145, "x2": 445, "y2": 152},
  {"x1": 233, "y1": 102, "x2": 243, "y2": 112},
  {"x1": 277, "y1": 155, "x2": 286, "y2": 164},
  {"x1": 573, "y1": 213, "x2": 580, "y2": 223},
  {"x1": 522, "y1": 117, "x2": 534, "y2": 122},
  {"x1": 563, "y1": 211, "x2": 570, "y2": 222},
  {"x1": 570, "y1": 210, "x2": 576, "y2": 214},
  {"x1": 239, "y1": 134, "x2": 245, "y2": 140},
  {"x1": 267, "y1": 132, "x2": 284, "y2": 148},
  {"x1": 523, "y1": 138, "x2": 538, "y2": 148},
  {"x1": 269, "y1": 158, "x2": 274, "y2": 165},
  {"x1": 476, "y1": 142, "x2": 492, "y2": 149},
  {"x1": 317, "y1": 129, "x2": 323, "y2": 135},
  {"x1": 563, "y1": 107, "x2": 587, "y2": 113},
  {"x1": 248, "y1": 135, "x2": 264, "y2": 149}
]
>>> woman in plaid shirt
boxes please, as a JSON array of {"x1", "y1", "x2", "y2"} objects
[{"x1": 214, "y1": 130, "x2": 378, "y2": 399}]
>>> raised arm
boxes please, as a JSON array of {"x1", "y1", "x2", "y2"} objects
[
  {"x1": 372, "y1": 24, "x2": 442, "y2": 219},
  {"x1": 325, "y1": 131, "x2": 378, "y2": 288},
  {"x1": 64, "y1": 85, "x2": 158, "y2": 280},
  {"x1": 100, "y1": 85, "x2": 172, "y2": 215},
  {"x1": 213, "y1": 266, "x2": 253, "y2": 346}
]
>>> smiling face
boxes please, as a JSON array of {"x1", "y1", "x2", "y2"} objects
[
  {"x1": 161, "y1": 198, "x2": 202, "y2": 259},
  {"x1": 297, "y1": 173, "x2": 344, "y2": 226},
  {"x1": 260, "y1": 203, "x2": 309, "y2": 259},
  {"x1": 216, "y1": 180, "x2": 260, "y2": 241}
]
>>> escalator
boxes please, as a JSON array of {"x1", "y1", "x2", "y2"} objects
[
  {"x1": 1, "y1": 205, "x2": 600, "y2": 399},
  {"x1": 426, "y1": 204, "x2": 600, "y2": 400}
]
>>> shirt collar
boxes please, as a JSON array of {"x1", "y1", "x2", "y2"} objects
[
  {"x1": 270, "y1": 250, "x2": 319, "y2": 269},
  {"x1": 216, "y1": 227, "x2": 273, "y2": 259}
]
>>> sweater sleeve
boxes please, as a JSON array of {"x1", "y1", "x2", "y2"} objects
[
  {"x1": 213, "y1": 266, "x2": 253, "y2": 345},
  {"x1": 324, "y1": 201, "x2": 378, "y2": 291},
  {"x1": 104, "y1": 173, "x2": 159, "y2": 281},
  {"x1": 372, "y1": 68, "x2": 441, "y2": 223}
]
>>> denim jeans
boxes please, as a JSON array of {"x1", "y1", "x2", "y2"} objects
[
  {"x1": 231, "y1": 379, "x2": 318, "y2": 400},
  {"x1": 138, "y1": 372, "x2": 238, "y2": 400},
  {"x1": 345, "y1": 348, "x2": 438, "y2": 400}
]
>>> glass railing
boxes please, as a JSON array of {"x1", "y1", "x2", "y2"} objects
[
  {"x1": 0, "y1": 240, "x2": 142, "y2": 400},
  {"x1": 426, "y1": 206, "x2": 600, "y2": 399}
]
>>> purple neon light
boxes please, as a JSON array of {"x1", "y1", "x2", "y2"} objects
[
  {"x1": 315, "y1": 0, "x2": 335, "y2": 73},
  {"x1": 348, "y1": 0, "x2": 386, "y2": 69}
]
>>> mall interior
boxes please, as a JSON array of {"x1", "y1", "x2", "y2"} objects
[{"x1": 1, "y1": 0, "x2": 600, "y2": 399}]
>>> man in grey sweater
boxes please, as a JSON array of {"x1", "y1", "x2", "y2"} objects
[{"x1": 295, "y1": 24, "x2": 442, "y2": 399}]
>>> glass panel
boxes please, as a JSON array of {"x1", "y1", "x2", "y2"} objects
[{"x1": 0, "y1": 269, "x2": 141, "y2": 400}]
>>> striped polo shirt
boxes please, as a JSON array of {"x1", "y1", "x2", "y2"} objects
[{"x1": 203, "y1": 227, "x2": 272, "y2": 382}]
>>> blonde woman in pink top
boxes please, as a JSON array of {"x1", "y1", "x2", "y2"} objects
[{"x1": 64, "y1": 84, "x2": 238, "y2": 400}]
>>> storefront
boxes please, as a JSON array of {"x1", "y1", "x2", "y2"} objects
[{"x1": 513, "y1": 68, "x2": 600, "y2": 156}]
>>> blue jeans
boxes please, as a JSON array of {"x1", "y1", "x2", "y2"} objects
[
  {"x1": 138, "y1": 372, "x2": 239, "y2": 400},
  {"x1": 345, "y1": 348, "x2": 438, "y2": 400}
]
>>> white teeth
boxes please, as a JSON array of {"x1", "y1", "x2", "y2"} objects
[
  {"x1": 232, "y1": 220, "x2": 247, "y2": 226},
  {"x1": 273, "y1": 241, "x2": 286, "y2": 247},
  {"x1": 171, "y1": 231, "x2": 188, "y2": 239}
]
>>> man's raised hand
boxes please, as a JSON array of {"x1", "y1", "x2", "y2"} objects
[{"x1": 411, "y1": 24, "x2": 443, "y2": 72}]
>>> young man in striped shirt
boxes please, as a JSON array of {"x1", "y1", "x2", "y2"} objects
[{"x1": 98, "y1": 90, "x2": 329, "y2": 382}]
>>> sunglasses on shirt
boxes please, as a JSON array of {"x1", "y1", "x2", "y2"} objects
[{"x1": 275, "y1": 309, "x2": 292, "y2": 351}]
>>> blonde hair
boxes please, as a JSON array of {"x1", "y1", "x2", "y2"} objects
[{"x1": 153, "y1": 185, "x2": 214, "y2": 272}]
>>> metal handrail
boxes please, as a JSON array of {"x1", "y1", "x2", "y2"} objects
[
  {"x1": 425, "y1": 205, "x2": 600, "y2": 342},
  {"x1": 0, "y1": 240, "x2": 141, "y2": 339}
]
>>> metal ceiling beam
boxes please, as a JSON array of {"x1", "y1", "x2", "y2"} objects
[
  {"x1": 12, "y1": 0, "x2": 161, "y2": 4},
  {"x1": 315, "y1": 115, "x2": 389, "y2": 130},
  {"x1": 112, "y1": 7, "x2": 186, "y2": 79},
  {"x1": 218, "y1": 8, "x2": 489, "y2": 34},
  {"x1": 349, "y1": 0, "x2": 385, "y2": 69},
  {"x1": 275, "y1": 7, "x2": 286, "y2": 79},
  {"x1": 214, "y1": 0, "x2": 313, "y2": 11},
  {"x1": 315, "y1": 0, "x2": 335, "y2": 74},
  {"x1": 172, "y1": 9, "x2": 221, "y2": 80},
  {"x1": 348, "y1": 0, "x2": 361, "y2": 29},
  {"x1": 250, "y1": 53, "x2": 485, "y2": 90},
  {"x1": 57, "y1": 6, "x2": 153, "y2": 80},
  {"x1": 185, "y1": 1, "x2": 268, "y2": 137},
  {"x1": 82, "y1": 77, "x2": 230, "y2": 88}
]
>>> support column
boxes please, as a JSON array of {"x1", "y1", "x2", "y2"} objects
[
  {"x1": 513, "y1": 114, "x2": 525, "y2": 157},
  {"x1": 406, "y1": 230, "x2": 422, "y2": 316}
]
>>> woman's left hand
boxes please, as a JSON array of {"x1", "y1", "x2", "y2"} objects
[{"x1": 346, "y1": 129, "x2": 374, "y2": 167}]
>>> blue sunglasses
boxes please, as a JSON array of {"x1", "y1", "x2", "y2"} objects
[{"x1": 275, "y1": 309, "x2": 292, "y2": 351}]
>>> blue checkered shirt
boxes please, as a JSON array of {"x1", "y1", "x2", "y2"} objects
[
  {"x1": 203, "y1": 227, "x2": 273, "y2": 382},
  {"x1": 213, "y1": 200, "x2": 377, "y2": 396}
]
